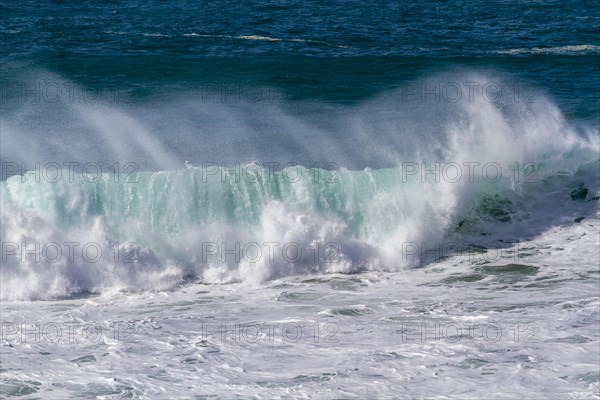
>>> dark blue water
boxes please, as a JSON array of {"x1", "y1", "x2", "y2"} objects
[{"x1": 2, "y1": 1, "x2": 599, "y2": 118}]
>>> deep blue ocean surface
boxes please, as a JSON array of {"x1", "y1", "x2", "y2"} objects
[{"x1": 2, "y1": 0, "x2": 599, "y2": 117}]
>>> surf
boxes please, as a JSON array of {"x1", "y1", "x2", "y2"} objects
[{"x1": 1, "y1": 70, "x2": 598, "y2": 300}]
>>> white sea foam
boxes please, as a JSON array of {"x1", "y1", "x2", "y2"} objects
[
  {"x1": 1, "y1": 214, "x2": 598, "y2": 397},
  {"x1": 183, "y1": 32, "x2": 349, "y2": 47},
  {"x1": 498, "y1": 44, "x2": 600, "y2": 55}
]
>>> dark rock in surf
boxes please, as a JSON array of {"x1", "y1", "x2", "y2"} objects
[{"x1": 570, "y1": 184, "x2": 588, "y2": 201}]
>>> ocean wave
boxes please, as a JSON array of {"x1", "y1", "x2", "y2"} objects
[
  {"x1": 1, "y1": 158, "x2": 597, "y2": 301},
  {"x1": 183, "y1": 33, "x2": 348, "y2": 48},
  {"x1": 497, "y1": 44, "x2": 600, "y2": 55},
  {"x1": 1, "y1": 70, "x2": 598, "y2": 300},
  {"x1": 141, "y1": 33, "x2": 171, "y2": 38}
]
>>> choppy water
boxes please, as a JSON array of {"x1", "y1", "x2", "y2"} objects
[{"x1": 1, "y1": 1, "x2": 599, "y2": 398}]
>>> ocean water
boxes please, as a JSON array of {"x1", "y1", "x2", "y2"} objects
[{"x1": 1, "y1": 1, "x2": 599, "y2": 398}]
